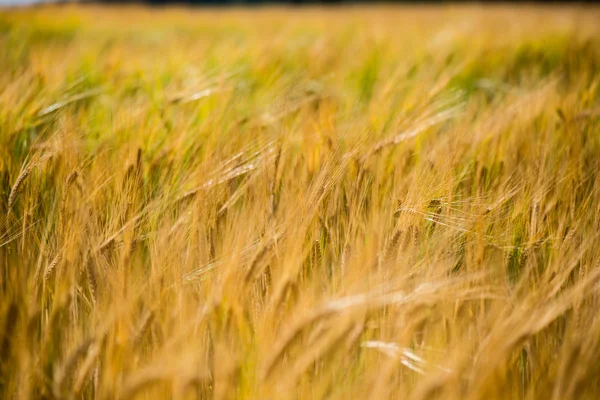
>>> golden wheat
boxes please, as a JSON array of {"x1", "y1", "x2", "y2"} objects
[{"x1": 1, "y1": 3, "x2": 600, "y2": 399}]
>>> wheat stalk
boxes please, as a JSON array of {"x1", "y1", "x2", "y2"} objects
[{"x1": 7, "y1": 164, "x2": 31, "y2": 215}]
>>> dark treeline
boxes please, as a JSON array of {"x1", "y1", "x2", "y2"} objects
[
  {"x1": 98, "y1": 0, "x2": 595, "y2": 4},
  {"x1": 100, "y1": 0, "x2": 410, "y2": 3}
]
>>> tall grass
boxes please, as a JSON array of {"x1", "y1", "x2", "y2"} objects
[{"x1": 1, "y1": 4, "x2": 600, "y2": 399}]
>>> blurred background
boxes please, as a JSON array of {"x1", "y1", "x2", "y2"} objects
[{"x1": 1, "y1": 0, "x2": 594, "y2": 6}]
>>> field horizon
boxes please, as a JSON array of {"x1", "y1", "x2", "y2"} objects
[{"x1": 1, "y1": 4, "x2": 600, "y2": 399}]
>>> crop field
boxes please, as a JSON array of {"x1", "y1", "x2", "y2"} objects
[{"x1": 1, "y1": 4, "x2": 600, "y2": 399}]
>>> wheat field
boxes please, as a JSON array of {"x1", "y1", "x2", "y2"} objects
[{"x1": 1, "y1": 4, "x2": 600, "y2": 399}]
